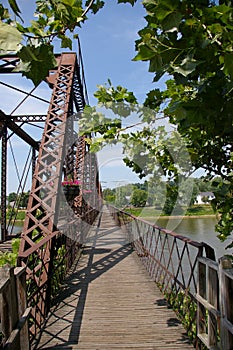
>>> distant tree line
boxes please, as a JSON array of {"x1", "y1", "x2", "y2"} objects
[
  {"x1": 103, "y1": 177, "x2": 216, "y2": 215},
  {"x1": 7, "y1": 191, "x2": 29, "y2": 209}
]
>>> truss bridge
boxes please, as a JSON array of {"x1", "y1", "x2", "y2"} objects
[{"x1": 1, "y1": 50, "x2": 232, "y2": 350}]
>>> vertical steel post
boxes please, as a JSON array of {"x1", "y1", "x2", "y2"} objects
[
  {"x1": 1, "y1": 125, "x2": 7, "y2": 241},
  {"x1": 31, "y1": 146, "x2": 36, "y2": 180}
]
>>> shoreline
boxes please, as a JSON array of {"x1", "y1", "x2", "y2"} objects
[{"x1": 145, "y1": 214, "x2": 217, "y2": 220}]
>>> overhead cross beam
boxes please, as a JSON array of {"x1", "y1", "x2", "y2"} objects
[{"x1": 0, "y1": 110, "x2": 40, "y2": 150}]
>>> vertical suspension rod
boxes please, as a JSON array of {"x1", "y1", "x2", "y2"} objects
[
  {"x1": 31, "y1": 147, "x2": 36, "y2": 181},
  {"x1": 1, "y1": 125, "x2": 7, "y2": 241}
]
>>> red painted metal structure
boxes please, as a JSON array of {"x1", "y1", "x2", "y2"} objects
[{"x1": 0, "y1": 52, "x2": 102, "y2": 339}]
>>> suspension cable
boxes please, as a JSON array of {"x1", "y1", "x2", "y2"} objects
[
  {"x1": 7, "y1": 147, "x2": 32, "y2": 234},
  {"x1": 8, "y1": 136, "x2": 23, "y2": 189},
  {"x1": 0, "y1": 81, "x2": 50, "y2": 105}
]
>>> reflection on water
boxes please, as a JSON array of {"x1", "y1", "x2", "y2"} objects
[{"x1": 153, "y1": 216, "x2": 233, "y2": 259}]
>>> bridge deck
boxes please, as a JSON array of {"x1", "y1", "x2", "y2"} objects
[{"x1": 35, "y1": 207, "x2": 193, "y2": 350}]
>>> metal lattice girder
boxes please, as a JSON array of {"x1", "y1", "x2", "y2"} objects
[
  {"x1": 17, "y1": 53, "x2": 79, "y2": 335},
  {"x1": 0, "y1": 110, "x2": 40, "y2": 149},
  {"x1": 10, "y1": 115, "x2": 47, "y2": 123},
  {"x1": 0, "y1": 49, "x2": 102, "y2": 338}
]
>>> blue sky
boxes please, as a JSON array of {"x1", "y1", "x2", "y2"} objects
[
  {"x1": 79, "y1": 1, "x2": 154, "y2": 104},
  {"x1": 0, "y1": 1, "x2": 168, "y2": 193}
]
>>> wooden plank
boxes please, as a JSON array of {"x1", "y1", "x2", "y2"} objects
[
  {"x1": 14, "y1": 267, "x2": 30, "y2": 350},
  {"x1": 0, "y1": 267, "x2": 18, "y2": 342},
  {"x1": 208, "y1": 265, "x2": 219, "y2": 347},
  {"x1": 35, "y1": 208, "x2": 194, "y2": 349},
  {"x1": 219, "y1": 257, "x2": 233, "y2": 349},
  {"x1": 2, "y1": 307, "x2": 31, "y2": 350}
]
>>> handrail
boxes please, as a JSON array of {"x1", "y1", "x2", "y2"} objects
[
  {"x1": 0, "y1": 266, "x2": 31, "y2": 349},
  {"x1": 107, "y1": 204, "x2": 216, "y2": 346}
]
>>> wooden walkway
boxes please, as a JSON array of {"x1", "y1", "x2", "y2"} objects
[{"x1": 35, "y1": 207, "x2": 194, "y2": 350}]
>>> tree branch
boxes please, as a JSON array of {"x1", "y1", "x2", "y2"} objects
[
  {"x1": 22, "y1": 0, "x2": 98, "y2": 42},
  {"x1": 82, "y1": 0, "x2": 95, "y2": 17}
]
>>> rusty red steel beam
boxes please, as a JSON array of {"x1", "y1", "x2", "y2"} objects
[
  {"x1": 17, "y1": 53, "x2": 79, "y2": 337},
  {"x1": 0, "y1": 50, "x2": 102, "y2": 340},
  {"x1": 0, "y1": 110, "x2": 40, "y2": 150},
  {"x1": 9, "y1": 115, "x2": 47, "y2": 122},
  {"x1": 0, "y1": 54, "x2": 62, "y2": 74}
]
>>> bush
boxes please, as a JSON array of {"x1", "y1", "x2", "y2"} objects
[{"x1": 0, "y1": 238, "x2": 20, "y2": 267}]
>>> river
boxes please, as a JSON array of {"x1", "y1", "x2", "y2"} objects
[
  {"x1": 1, "y1": 222, "x2": 24, "y2": 237},
  {"x1": 152, "y1": 216, "x2": 233, "y2": 259},
  {"x1": 3, "y1": 216, "x2": 233, "y2": 259}
]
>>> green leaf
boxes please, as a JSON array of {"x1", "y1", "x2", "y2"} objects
[
  {"x1": 11, "y1": 238, "x2": 20, "y2": 254},
  {"x1": 133, "y1": 44, "x2": 156, "y2": 61},
  {"x1": 162, "y1": 12, "x2": 182, "y2": 32},
  {"x1": 0, "y1": 22, "x2": 22, "y2": 52},
  {"x1": 89, "y1": 0, "x2": 105, "y2": 14},
  {"x1": 149, "y1": 54, "x2": 162, "y2": 72},
  {"x1": 17, "y1": 44, "x2": 57, "y2": 86},
  {"x1": 8, "y1": 0, "x2": 22, "y2": 20},
  {"x1": 172, "y1": 57, "x2": 201, "y2": 77},
  {"x1": 223, "y1": 53, "x2": 233, "y2": 79},
  {"x1": 61, "y1": 36, "x2": 72, "y2": 49},
  {"x1": 118, "y1": 0, "x2": 137, "y2": 5},
  {"x1": 17, "y1": 45, "x2": 39, "y2": 62},
  {"x1": 62, "y1": 0, "x2": 75, "y2": 6},
  {"x1": 16, "y1": 22, "x2": 27, "y2": 33}
]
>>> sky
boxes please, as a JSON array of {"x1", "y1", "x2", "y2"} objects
[{"x1": 0, "y1": 1, "x2": 181, "y2": 194}]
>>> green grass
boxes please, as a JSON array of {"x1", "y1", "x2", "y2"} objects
[
  {"x1": 124, "y1": 204, "x2": 215, "y2": 217},
  {"x1": 5, "y1": 209, "x2": 26, "y2": 221},
  {"x1": 185, "y1": 205, "x2": 215, "y2": 216},
  {"x1": 124, "y1": 207, "x2": 162, "y2": 217}
]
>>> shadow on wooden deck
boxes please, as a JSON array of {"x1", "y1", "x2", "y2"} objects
[
  {"x1": 35, "y1": 238, "x2": 133, "y2": 348},
  {"x1": 34, "y1": 209, "x2": 193, "y2": 350}
]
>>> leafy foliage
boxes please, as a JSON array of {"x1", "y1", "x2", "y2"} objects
[
  {"x1": 166, "y1": 288, "x2": 197, "y2": 342},
  {"x1": 130, "y1": 188, "x2": 148, "y2": 207},
  {"x1": 133, "y1": 0, "x2": 233, "y2": 243},
  {"x1": 1, "y1": 0, "x2": 232, "y2": 246},
  {"x1": 80, "y1": 0, "x2": 233, "y2": 247},
  {"x1": 0, "y1": 238, "x2": 20, "y2": 267},
  {"x1": 0, "y1": 0, "x2": 105, "y2": 84}
]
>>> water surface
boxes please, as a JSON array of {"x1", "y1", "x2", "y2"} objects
[{"x1": 153, "y1": 216, "x2": 232, "y2": 259}]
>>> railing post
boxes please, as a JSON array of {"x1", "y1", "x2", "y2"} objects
[
  {"x1": 0, "y1": 266, "x2": 31, "y2": 350},
  {"x1": 219, "y1": 256, "x2": 233, "y2": 350},
  {"x1": 14, "y1": 267, "x2": 30, "y2": 350},
  {"x1": 0, "y1": 266, "x2": 18, "y2": 343}
]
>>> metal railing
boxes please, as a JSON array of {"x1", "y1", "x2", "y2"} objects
[
  {"x1": 197, "y1": 256, "x2": 233, "y2": 349},
  {"x1": 108, "y1": 205, "x2": 216, "y2": 346}
]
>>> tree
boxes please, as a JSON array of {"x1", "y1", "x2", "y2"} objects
[
  {"x1": 1, "y1": 1, "x2": 233, "y2": 247},
  {"x1": 19, "y1": 191, "x2": 30, "y2": 208},
  {"x1": 178, "y1": 178, "x2": 199, "y2": 207},
  {"x1": 132, "y1": 0, "x2": 233, "y2": 245},
  {"x1": 102, "y1": 188, "x2": 116, "y2": 203},
  {"x1": 7, "y1": 192, "x2": 17, "y2": 204},
  {"x1": 115, "y1": 187, "x2": 128, "y2": 208},
  {"x1": 0, "y1": 0, "x2": 105, "y2": 85},
  {"x1": 80, "y1": 0, "x2": 233, "y2": 248},
  {"x1": 130, "y1": 188, "x2": 147, "y2": 207}
]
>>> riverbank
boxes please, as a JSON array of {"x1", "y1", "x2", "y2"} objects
[
  {"x1": 124, "y1": 204, "x2": 216, "y2": 218},
  {"x1": 140, "y1": 214, "x2": 217, "y2": 221}
]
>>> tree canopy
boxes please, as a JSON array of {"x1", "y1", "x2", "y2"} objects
[{"x1": 1, "y1": 0, "x2": 233, "y2": 247}]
